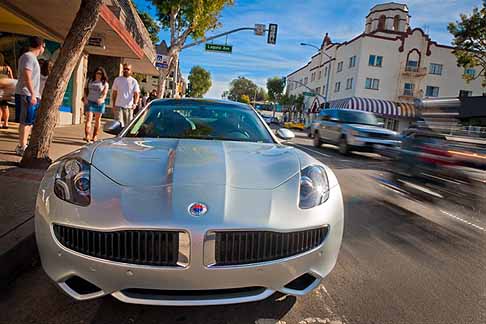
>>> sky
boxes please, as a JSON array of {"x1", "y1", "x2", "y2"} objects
[{"x1": 133, "y1": 0, "x2": 483, "y2": 98}]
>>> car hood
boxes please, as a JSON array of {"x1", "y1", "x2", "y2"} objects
[
  {"x1": 348, "y1": 124, "x2": 397, "y2": 135},
  {"x1": 91, "y1": 138, "x2": 300, "y2": 189}
]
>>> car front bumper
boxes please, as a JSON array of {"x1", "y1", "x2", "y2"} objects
[
  {"x1": 348, "y1": 136, "x2": 400, "y2": 151},
  {"x1": 35, "y1": 167, "x2": 344, "y2": 306}
]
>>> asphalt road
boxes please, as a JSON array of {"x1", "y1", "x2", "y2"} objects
[{"x1": 1, "y1": 132, "x2": 485, "y2": 324}]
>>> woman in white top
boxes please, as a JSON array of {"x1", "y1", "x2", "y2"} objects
[{"x1": 82, "y1": 67, "x2": 109, "y2": 142}]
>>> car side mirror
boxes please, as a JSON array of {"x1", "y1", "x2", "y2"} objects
[
  {"x1": 103, "y1": 120, "x2": 123, "y2": 135},
  {"x1": 276, "y1": 128, "x2": 295, "y2": 141}
]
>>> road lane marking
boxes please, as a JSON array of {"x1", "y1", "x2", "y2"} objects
[
  {"x1": 293, "y1": 144, "x2": 330, "y2": 157},
  {"x1": 439, "y1": 209, "x2": 486, "y2": 233}
]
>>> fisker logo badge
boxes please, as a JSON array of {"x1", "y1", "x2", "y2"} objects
[{"x1": 188, "y1": 202, "x2": 208, "y2": 217}]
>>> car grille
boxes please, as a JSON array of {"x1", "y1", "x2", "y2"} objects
[
  {"x1": 213, "y1": 227, "x2": 329, "y2": 266},
  {"x1": 368, "y1": 132, "x2": 392, "y2": 140},
  {"x1": 53, "y1": 224, "x2": 181, "y2": 266}
]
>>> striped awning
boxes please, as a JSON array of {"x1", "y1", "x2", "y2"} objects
[{"x1": 327, "y1": 97, "x2": 416, "y2": 118}]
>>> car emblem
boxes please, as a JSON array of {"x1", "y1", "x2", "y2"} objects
[{"x1": 188, "y1": 202, "x2": 208, "y2": 217}]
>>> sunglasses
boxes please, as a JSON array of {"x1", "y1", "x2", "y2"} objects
[
  {"x1": 123, "y1": 68, "x2": 130, "y2": 71},
  {"x1": 95, "y1": 71, "x2": 102, "y2": 75}
]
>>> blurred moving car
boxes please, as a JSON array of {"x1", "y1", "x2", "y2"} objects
[
  {"x1": 284, "y1": 120, "x2": 305, "y2": 130},
  {"x1": 312, "y1": 109, "x2": 400, "y2": 154}
]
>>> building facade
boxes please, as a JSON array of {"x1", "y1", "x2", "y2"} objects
[{"x1": 286, "y1": 3, "x2": 485, "y2": 132}]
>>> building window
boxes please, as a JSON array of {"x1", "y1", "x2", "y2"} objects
[
  {"x1": 429, "y1": 63, "x2": 443, "y2": 75},
  {"x1": 311, "y1": 72, "x2": 315, "y2": 82},
  {"x1": 346, "y1": 78, "x2": 353, "y2": 90},
  {"x1": 459, "y1": 90, "x2": 472, "y2": 97},
  {"x1": 403, "y1": 83, "x2": 415, "y2": 96},
  {"x1": 322, "y1": 85, "x2": 326, "y2": 95},
  {"x1": 337, "y1": 61, "x2": 343, "y2": 72},
  {"x1": 318, "y1": 70, "x2": 322, "y2": 80},
  {"x1": 464, "y1": 68, "x2": 476, "y2": 78},
  {"x1": 335, "y1": 82, "x2": 341, "y2": 92},
  {"x1": 393, "y1": 15, "x2": 400, "y2": 31},
  {"x1": 425, "y1": 86, "x2": 440, "y2": 97},
  {"x1": 365, "y1": 78, "x2": 380, "y2": 90},
  {"x1": 304, "y1": 77, "x2": 308, "y2": 85},
  {"x1": 316, "y1": 87, "x2": 321, "y2": 94},
  {"x1": 378, "y1": 15, "x2": 386, "y2": 31},
  {"x1": 349, "y1": 56, "x2": 357, "y2": 68},
  {"x1": 324, "y1": 66, "x2": 329, "y2": 77},
  {"x1": 369, "y1": 55, "x2": 383, "y2": 67}
]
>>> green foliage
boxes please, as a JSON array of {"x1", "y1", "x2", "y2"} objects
[
  {"x1": 240, "y1": 94, "x2": 251, "y2": 104},
  {"x1": 448, "y1": 1, "x2": 486, "y2": 85},
  {"x1": 226, "y1": 76, "x2": 266, "y2": 102},
  {"x1": 137, "y1": 9, "x2": 161, "y2": 44},
  {"x1": 266, "y1": 76, "x2": 285, "y2": 102},
  {"x1": 187, "y1": 65, "x2": 212, "y2": 97},
  {"x1": 150, "y1": 0, "x2": 234, "y2": 45}
]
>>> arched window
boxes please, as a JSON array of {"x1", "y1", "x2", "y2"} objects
[
  {"x1": 378, "y1": 15, "x2": 386, "y2": 31},
  {"x1": 393, "y1": 15, "x2": 400, "y2": 31}
]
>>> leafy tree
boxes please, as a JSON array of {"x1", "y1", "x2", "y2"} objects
[
  {"x1": 448, "y1": 1, "x2": 486, "y2": 85},
  {"x1": 187, "y1": 65, "x2": 212, "y2": 97},
  {"x1": 137, "y1": 9, "x2": 161, "y2": 44},
  {"x1": 150, "y1": 0, "x2": 234, "y2": 98},
  {"x1": 21, "y1": 0, "x2": 103, "y2": 168},
  {"x1": 226, "y1": 76, "x2": 265, "y2": 102},
  {"x1": 266, "y1": 76, "x2": 285, "y2": 102},
  {"x1": 240, "y1": 94, "x2": 251, "y2": 104}
]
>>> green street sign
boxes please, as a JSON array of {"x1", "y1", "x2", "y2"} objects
[
  {"x1": 205, "y1": 43, "x2": 232, "y2": 53},
  {"x1": 303, "y1": 92, "x2": 314, "y2": 96}
]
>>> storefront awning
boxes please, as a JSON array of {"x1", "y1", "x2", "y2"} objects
[{"x1": 328, "y1": 97, "x2": 416, "y2": 118}]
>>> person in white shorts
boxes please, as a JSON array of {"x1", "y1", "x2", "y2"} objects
[{"x1": 111, "y1": 64, "x2": 140, "y2": 127}]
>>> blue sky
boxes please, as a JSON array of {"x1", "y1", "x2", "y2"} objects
[{"x1": 134, "y1": 0, "x2": 482, "y2": 98}]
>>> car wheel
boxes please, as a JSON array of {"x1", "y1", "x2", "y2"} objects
[
  {"x1": 338, "y1": 137, "x2": 349, "y2": 155},
  {"x1": 313, "y1": 132, "x2": 322, "y2": 147}
]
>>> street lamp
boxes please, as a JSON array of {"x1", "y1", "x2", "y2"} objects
[{"x1": 299, "y1": 42, "x2": 333, "y2": 105}]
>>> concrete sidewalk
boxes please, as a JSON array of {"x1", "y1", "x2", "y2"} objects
[{"x1": 0, "y1": 122, "x2": 112, "y2": 286}]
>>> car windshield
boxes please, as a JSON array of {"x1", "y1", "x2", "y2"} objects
[
  {"x1": 125, "y1": 100, "x2": 274, "y2": 143},
  {"x1": 339, "y1": 111, "x2": 378, "y2": 125}
]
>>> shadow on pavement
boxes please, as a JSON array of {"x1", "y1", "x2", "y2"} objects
[{"x1": 91, "y1": 293, "x2": 296, "y2": 324}]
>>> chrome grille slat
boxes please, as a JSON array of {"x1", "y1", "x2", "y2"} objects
[
  {"x1": 53, "y1": 224, "x2": 181, "y2": 267},
  {"x1": 213, "y1": 227, "x2": 329, "y2": 266}
]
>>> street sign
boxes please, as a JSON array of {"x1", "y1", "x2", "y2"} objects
[
  {"x1": 303, "y1": 92, "x2": 314, "y2": 96},
  {"x1": 155, "y1": 54, "x2": 169, "y2": 69},
  {"x1": 267, "y1": 23, "x2": 278, "y2": 45},
  {"x1": 205, "y1": 43, "x2": 232, "y2": 53},
  {"x1": 254, "y1": 24, "x2": 266, "y2": 36}
]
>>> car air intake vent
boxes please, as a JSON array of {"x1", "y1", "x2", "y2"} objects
[
  {"x1": 214, "y1": 227, "x2": 328, "y2": 266},
  {"x1": 53, "y1": 224, "x2": 181, "y2": 266}
]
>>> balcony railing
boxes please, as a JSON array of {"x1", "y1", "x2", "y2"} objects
[{"x1": 402, "y1": 65, "x2": 427, "y2": 77}]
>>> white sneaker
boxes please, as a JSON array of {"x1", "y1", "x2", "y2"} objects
[{"x1": 15, "y1": 145, "x2": 26, "y2": 156}]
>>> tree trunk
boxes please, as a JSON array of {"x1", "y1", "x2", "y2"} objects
[{"x1": 20, "y1": 0, "x2": 103, "y2": 169}]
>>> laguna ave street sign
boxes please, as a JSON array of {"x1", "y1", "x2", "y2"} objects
[
  {"x1": 205, "y1": 43, "x2": 232, "y2": 53},
  {"x1": 155, "y1": 54, "x2": 169, "y2": 69}
]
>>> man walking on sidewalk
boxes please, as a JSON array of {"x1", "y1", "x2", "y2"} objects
[
  {"x1": 14, "y1": 36, "x2": 45, "y2": 156},
  {"x1": 112, "y1": 64, "x2": 140, "y2": 127}
]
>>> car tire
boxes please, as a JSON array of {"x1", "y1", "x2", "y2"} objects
[
  {"x1": 338, "y1": 137, "x2": 349, "y2": 155},
  {"x1": 313, "y1": 132, "x2": 322, "y2": 147}
]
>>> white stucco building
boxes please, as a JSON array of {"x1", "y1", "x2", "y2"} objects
[{"x1": 286, "y1": 2, "x2": 485, "y2": 131}]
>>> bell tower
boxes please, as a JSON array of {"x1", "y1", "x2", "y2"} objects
[{"x1": 365, "y1": 3, "x2": 410, "y2": 33}]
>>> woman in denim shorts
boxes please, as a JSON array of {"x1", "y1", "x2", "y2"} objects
[{"x1": 83, "y1": 67, "x2": 109, "y2": 142}]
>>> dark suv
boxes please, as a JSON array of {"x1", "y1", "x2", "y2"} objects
[{"x1": 312, "y1": 109, "x2": 400, "y2": 154}]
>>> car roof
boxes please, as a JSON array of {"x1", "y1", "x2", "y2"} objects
[{"x1": 150, "y1": 98, "x2": 253, "y2": 110}]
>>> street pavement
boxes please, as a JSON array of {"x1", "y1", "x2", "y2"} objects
[{"x1": 1, "y1": 130, "x2": 485, "y2": 324}]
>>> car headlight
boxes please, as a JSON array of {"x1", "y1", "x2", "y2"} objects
[
  {"x1": 54, "y1": 158, "x2": 90, "y2": 206},
  {"x1": 350, "y1": 129, "x2": 365, "y2": 137},
  {"x1": 299, "y1": 165, "x2": 330, "y2": 209}
]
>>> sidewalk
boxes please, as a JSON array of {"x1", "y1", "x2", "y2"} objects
[{"x1": 0, "y1": 122, "x2": 112, "y2": 286}]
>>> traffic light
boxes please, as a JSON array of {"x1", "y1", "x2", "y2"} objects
[{"x1": 267, "y1": 24, "x2": 278, "y2": 45}]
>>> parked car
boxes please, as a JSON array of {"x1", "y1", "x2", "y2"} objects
[
  {"x1": 284, "y1": 120, "x2": 305, "y2": 130},
  {"x1": 36, "y1": 98, "x2": 344, "y2": 306},
  {"x1": 262, "y1": 115, "x2": 279, "y2": 125},
  {"x1": 312, "y1": 109, "x2": 400, "y2": 154}
]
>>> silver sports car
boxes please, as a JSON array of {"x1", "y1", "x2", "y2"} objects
[{"x1": 35, "y1": 99, "x2": 344, "y2": 306}]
